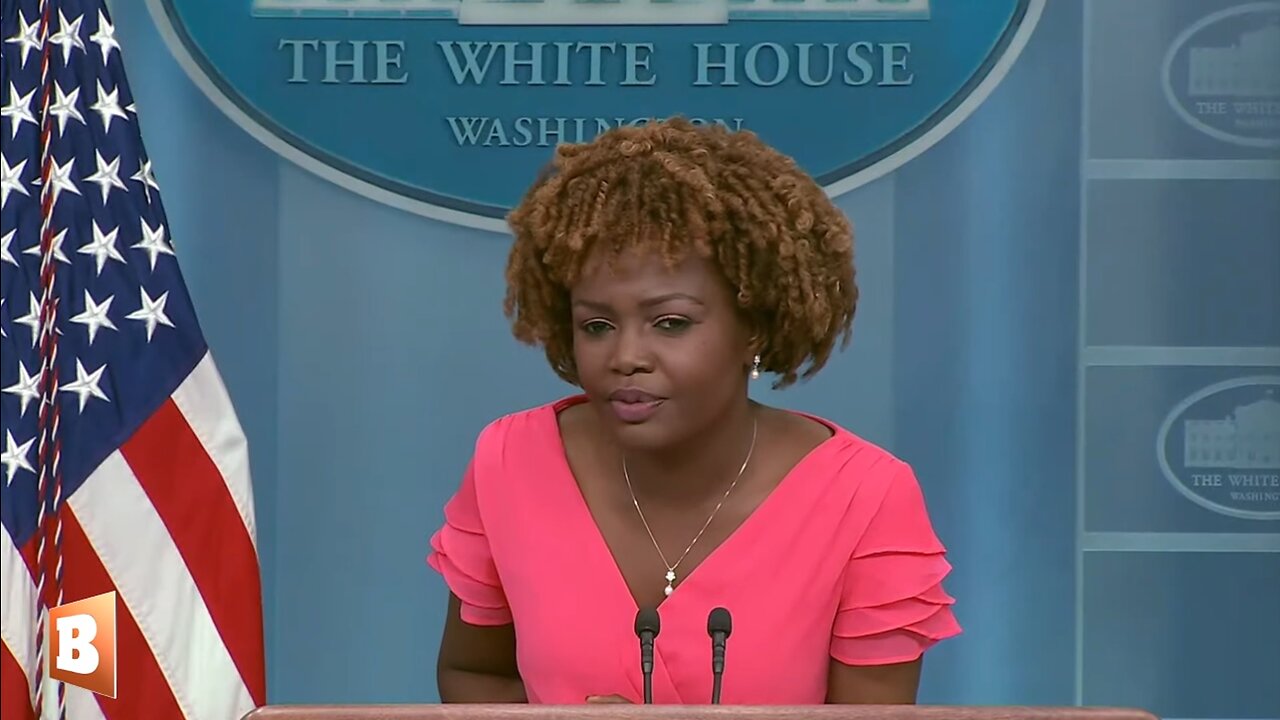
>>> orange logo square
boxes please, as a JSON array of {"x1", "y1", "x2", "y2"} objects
[{"x1": 48, "y1": 591, "x2": 117, "y2": 698}]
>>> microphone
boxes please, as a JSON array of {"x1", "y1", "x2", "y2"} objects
[
  {"x1": 707, "y1": 607, "x2": 732, "y2": 704},
  {"x1": 634, "y1": 608, "x2": 661, "y2": 704}
]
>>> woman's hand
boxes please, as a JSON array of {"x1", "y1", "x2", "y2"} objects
[{"x1": 585, "y1": 694, "x2": 633, "y2": 704}]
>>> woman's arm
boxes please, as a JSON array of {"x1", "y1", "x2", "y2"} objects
[
  {"x1": 825, "y1": 657, "x2": 923, "y2": 704},
  {"x1": 437, "y1": 594, "x2": 528, "y2": 703}
]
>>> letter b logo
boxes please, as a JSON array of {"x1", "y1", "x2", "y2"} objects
[
  {"x1": 55, "y1": 614, "x2": 99, "y2": 674},
  {"x1": 49, "y1": 592, "x2": 116, "y2": 698}
]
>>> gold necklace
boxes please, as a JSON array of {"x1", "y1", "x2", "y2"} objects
[{"x1": 622, "y1": 417, "x2": 759, "y2": 597}]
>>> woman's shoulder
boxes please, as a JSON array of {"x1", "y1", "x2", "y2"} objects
[
  {"x1": 472, "y1": 394, "x2": 580, "y2": 445},
  {"x1": 464, "y1": 395, "x2": 586, "y2": 483},
  {"x1": 781, "y1": 407, "x2": 912, "y2": 483},
  {"x1": 770, "y1": 407, "x2": 933, "y2": 529},
  {"x1": 756, "y1": 411, "x2": 949, "y2": 593}
]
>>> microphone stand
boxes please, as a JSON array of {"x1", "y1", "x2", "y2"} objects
[
  {"x1": 634, "y1": 608, "x2": 661, "y2": 704},
  {"x1": 707, "y1": 607, "x2": 732, "y2": 704}
]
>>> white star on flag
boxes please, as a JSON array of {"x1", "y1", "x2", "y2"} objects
[
  {"x1": 49, "y1": 10, "x2": 85, "y2": 64},
  {"x1": 60, "y1": 358, "x2": 111, "y2": 412},
  {"x1": 47, "y1": 155, "x2": 82, "y2": 204},
  {"x1": 1, "y1": 229, "x2": 15, "y2": 266},
  {"x1": 133, "y1": 220, "x2": 175, "y2": 270},
  {"x1": 14, "y1": 292, "x2": 41, "y2": 347},
  {"x1": 132, "y1": 158, "x2": 161, "y2": 200},
  {"x1": 1, "y1": 83, "x2": 38, "y2": 138},
  {"x1": 86, "y1": 150, "x2": 128, "y2": 204},
  {"x1": 1, "y1": 154, "x2": 30, "y2": 209},
  {"x1": 0, "y1": 230, "x2": 15, "y2": 266},
  {"x1": 91, "y1": 80, "x2": 128, "y2": 133},
  {"x1": 90, "y1": 10, "x2": 120, "y2": 63},
  {"x1": 126, "y1": 287, "x2": 175, "y2": 341},
  {"x1": 49, "y1": 81, "x2": 87, "y2": 137},
  {"x1": 0, "y1": 228, "x2": 15, "y2": 265},
  {"x1": 70, "y1": 289, "x2": 119, "y2": 345},
  {"x1": 2, "y1": 361, "x2": 42, "y2": 417},
  {"x1": 1, "y1": 431, "x2": 36, "y2": 486},
  {"x1": 79, "y1": 220, "x2": 126, "y2": 274},
  {"x1": 4, "y1": 12, "x2": 41, "y2": 67}
]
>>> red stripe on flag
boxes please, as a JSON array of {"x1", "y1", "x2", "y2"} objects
[
  {"x1": 23, "y1": 510, "x2": 187, "y2": 720},
  {"x1": 1, "y1": 641, "x2": 36, "y2": 720},
  {"x1": 20, "y1": 540, "x2": 38, "y2": 596},
  {"x1": 121, "y1": 399, "x2": 266, "y2": 706}
]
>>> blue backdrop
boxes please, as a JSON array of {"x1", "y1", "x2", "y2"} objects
[{"x1": 104, "y1": 0, "x2": 1279, "y2": 717}]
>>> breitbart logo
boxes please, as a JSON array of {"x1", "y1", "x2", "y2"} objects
[{"x1": 49, "y1": 591, "x2": 117, "y2": 698}]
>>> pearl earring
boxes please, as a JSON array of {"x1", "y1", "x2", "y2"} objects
[{"x1": 751, "y1": 354, "x2": 761, "y2": 380}]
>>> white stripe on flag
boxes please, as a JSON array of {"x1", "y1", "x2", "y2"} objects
[
  {"x1": 170, "y1": 352, "x2": 258, "y2": 548},
  {"x1": 64, "y1": 681, "x2": 110, "y2": 720},
  {"x1": 1, "y1": 525, "x2": 37, "y2": 698},
  {"x1": 36, "y1": 678, "x2": 111, "y2": 720},
  {"x1": 68, "y1": 451, "x2": 255, "y2": 720}
]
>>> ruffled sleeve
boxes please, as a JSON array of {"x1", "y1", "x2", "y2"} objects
[
  {"x1": 830, "y1": 462, "x2": 961, "y2": 665},
  {"x1": 426, "y1": 458, "x2": 512, "y2": 626}
]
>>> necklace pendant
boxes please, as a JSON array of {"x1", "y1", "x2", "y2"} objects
[
  {"x1": 663, "y1": 582, "x2": 673, "y2": 597},
  {"x1": 664, "y1": 570, "x2": 676, "y2": 596}
]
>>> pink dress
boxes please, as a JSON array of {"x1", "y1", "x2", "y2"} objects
[{"x1": 427, "y1": 395, "x2": 961, "y2": 704}]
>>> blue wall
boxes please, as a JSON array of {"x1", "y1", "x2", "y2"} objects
[
  {"x1": 109, "y1": 0, "x2": 1279, "y2": 716},
  {"x1": 892, "y1": 0, "x2": 1081, "y2": 701}
]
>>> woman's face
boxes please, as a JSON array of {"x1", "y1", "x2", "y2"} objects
[{"x1": 569, "y1": 246, "x2": 754, "y2": 452}]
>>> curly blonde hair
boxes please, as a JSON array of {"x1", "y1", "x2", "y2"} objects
[{"x1": 503, "y1": 117, "x2": 857, "y2": 388}]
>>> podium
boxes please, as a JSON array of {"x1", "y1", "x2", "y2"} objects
[{"x1": 244, "y1": 706, "x2": 1160, "y2": 720}]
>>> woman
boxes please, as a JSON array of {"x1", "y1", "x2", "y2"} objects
[{"x1": 426, "y1": 118, "x2": 960, "y2": 705}]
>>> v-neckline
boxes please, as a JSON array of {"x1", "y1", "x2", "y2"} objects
[{"x1": 544, "y1": 395, "x2": 842, "y2": 614}]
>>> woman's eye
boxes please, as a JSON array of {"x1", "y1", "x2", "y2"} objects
[
  {"x1": 581, "y1": 320, "x2": 612, "y2": 335},
  {"x1": 655, "y1": 317, "x2": 690, "y2": 331}
]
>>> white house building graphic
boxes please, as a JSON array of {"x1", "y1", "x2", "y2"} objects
[
  {"x1": 1188, "y1": 22, "x2": 1280, "y2": 97},
  {"x1": 1184, "y1": 392, "x2": 1280, "y2": 470}
]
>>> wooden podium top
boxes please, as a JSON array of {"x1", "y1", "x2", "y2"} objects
[{"x1": 244, "y1": 705, "x2": 1160, "y2": 720}]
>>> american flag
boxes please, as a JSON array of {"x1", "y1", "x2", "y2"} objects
[{"x1": 1, "y1": 1, "x2": 266, "y2": 718}]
